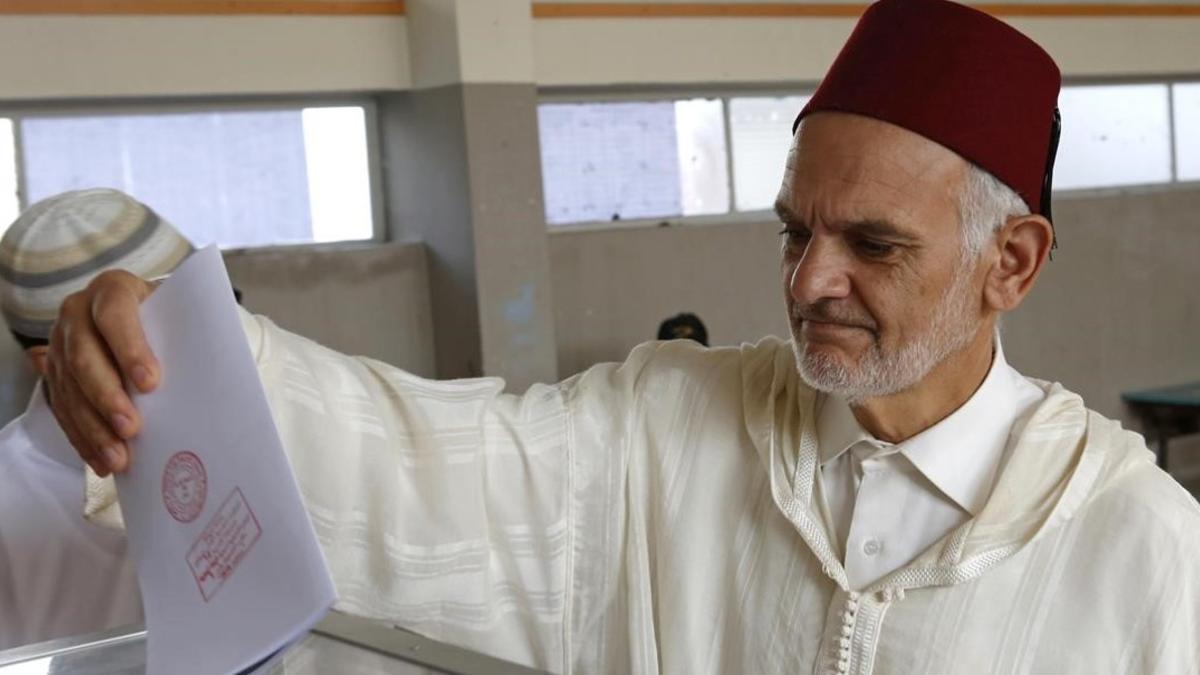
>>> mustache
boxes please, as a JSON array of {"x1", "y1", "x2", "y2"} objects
[{"x1": 791, "y1": 301, "x2": 878, "y2": 333}]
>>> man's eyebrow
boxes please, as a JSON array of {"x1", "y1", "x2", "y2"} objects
[
  {"x1": 844, "y1": 219, "x2": 921, "y2": 244},
  {"x1": 774, "y1": 202, "x2": 920, "y2": 244},
  {"x1": 774, "y1": 200, "x2": 802, "y2": 225}
]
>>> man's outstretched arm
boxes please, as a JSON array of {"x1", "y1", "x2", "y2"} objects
[
  {"x1": 46, "y1": 270, "x2": 161, "y2": 476},
  {"x1": 66, "y1": 277, "x2": 664, "y2": 672}
]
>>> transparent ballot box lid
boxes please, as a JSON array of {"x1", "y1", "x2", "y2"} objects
[{"x1": 0, "y1": 612, "x2": 550, "y2": 675}]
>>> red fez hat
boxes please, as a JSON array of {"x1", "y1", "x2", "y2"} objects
[{"x1": 796, "y1": 0, "x2": 1062, "y2": 221}]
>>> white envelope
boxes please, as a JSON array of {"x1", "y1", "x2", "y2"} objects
[{"x1": 114, "y1": 247, "x2": 336, "y2": 675}]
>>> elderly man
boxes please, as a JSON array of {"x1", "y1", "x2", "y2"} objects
[
  {"x1": 0, "y1": 189, "x2": 194, "y2": 648},
  {"x1": 44, "y1": 0, "x2": 1200, "y2": 672}
]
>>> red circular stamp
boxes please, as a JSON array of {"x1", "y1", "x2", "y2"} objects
[{"x1": 162, "y1": 451, "x2": 207, "y2": 523}]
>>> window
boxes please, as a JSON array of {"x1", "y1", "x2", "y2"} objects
[
  {"x1": 675, "y1": 99, "x2": 731, "y2": 217},
  {"x1": 1054, "y1": 84, "x2": 1173, "y2": 190},
  {"x1": 540, "y1": 81, "x2": 1197, "y2": 228},
  {"x1": 1173, "y1": 82, "x2": 1200, "y2": 182},
  {"x1": 6, "y1": 104, "x2": 375, "y2": 248},
  {"x1": 532, "y1": 94, "x2": 821, "y2": 224},
  {"x1": 0, "y1": 119, "x2": 17, "y2": 228},
  {"x1": 729, "y1": 95, "x2": 810, "y2": 211},
  {"x1": 537, "y1": 99, "x2": 729, "y2": 225}
]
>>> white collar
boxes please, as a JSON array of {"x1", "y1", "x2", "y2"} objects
[
  {"x1": 816, "y1": 342, "x2": 1021, "y2": 516},
  {"x1": 19, "y1": 380, "x2": 84, "y2": 469}
]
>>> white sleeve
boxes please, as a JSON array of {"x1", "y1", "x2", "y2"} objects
[{"x1": 254, "y1": 311, "x2": 669, "y2": 672}]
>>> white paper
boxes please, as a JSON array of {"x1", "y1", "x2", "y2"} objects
[{"x1": 114, "y1": 247, "x2": 336, "y2": 675}]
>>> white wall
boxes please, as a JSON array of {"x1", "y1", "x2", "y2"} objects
[
  {"x1": 2, "y1": 5, "x2": 1198, "y2": 99},
  {"x1": 534, "y1": 6, "x2": 1200, "y2": 86},
  {"x1": 0, "y1": 15, "x2": 410, "y2": 100}
]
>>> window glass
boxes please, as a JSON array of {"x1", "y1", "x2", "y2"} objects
[
  {"x1": 1173, "y1": 82, "x2": 1200, "y2": 181},
  {"x1": 729, "y1": 95, "x2": 809, "y2": 211},
  {"x1": 0, "y1": 119, "x2": 17, "y2": 231},
  {"x1": 19, "y1": 106, "x2": 374, "y2": 248},
  {"x1": 538, "y1": 100, "x2": 730, "y2": 225},
  {"x1": 674, "y1": 98, "x2": 730, "y2": 216},
  {"x1": 1054, "y1": 84, "x2": 1172, "y2": 190},
  {"x1": 301, "y1": 107, "x2": 374, "y2": 243},
  {"x1": 538, "y1": 101, "x2": 682, "y2": 225}
]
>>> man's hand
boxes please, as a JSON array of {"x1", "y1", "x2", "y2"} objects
[{"x1": 46, "y1": 270, "x2": 160, "y2": 477}]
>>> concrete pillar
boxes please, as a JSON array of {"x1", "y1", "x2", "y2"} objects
[{"x1": 380, "y1": 0, "x2": 558, "y2": 390}]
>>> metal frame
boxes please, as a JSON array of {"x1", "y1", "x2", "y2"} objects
[
  {"x1": 0, "y1": 93, "x2": 389, "y2": 246},
  {"x1": 0, "y1": 613, "x2": 551, "y2": 675},
  {"x1": 1169, "y1": 80, "x2": 1200, "y2": 183},
  {"x1": 537, "y1": 81, "x2": 816, "y2": 105},
  {"x1": 312, "y1": 612, "x2": 551, "y2": 675},
  {"x1": 537, "y1": 75, "x2": 1200, "y2": 234},
  {"x1": 720, "y1": 95, "x2": 739, "y2": 215},
  {"x1": 1167, "y1": 83, "x2": 1179, "y2": 182},
  {"x1": 0, "y1": 622, "x2": 146, "y2": 668}
]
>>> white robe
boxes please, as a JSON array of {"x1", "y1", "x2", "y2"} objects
[
  {"x1": 0, "y1": 384, "x2": 142, "y2": 650},
  {"x1": 87, "y1": 310, "x2": 1200, "y2": 674},
  {"x1": 816, "y1": 342, "x2": 1045, "y2": 590}
]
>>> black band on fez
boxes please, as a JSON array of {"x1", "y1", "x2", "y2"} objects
[{"x1": 1042, "y1": 108, "x2": 1062, "y2": 254}]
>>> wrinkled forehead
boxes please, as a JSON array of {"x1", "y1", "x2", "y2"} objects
[{"x1": 780, "y1": 112, "x2": 968, "y2": 229}]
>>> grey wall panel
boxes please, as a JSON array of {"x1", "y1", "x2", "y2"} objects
[
  {"x1": 380, "y1": 84, "x2": 557, "y2": 391},
  {"x1": 0, "y1": 242, "x2": 437, "y2": 426},
  {"x1": 379, "y1": 89, "x2": 482, "y2": 381},
  {"x1": 1003, "y1": 187, "x2": 1200, "y2": 421},
  {"x1": 549, "y1": 220, "x2": 790, "y2": 377},
  {"x1": 223, "y1": 242, "x2": 437, "y2": 378},
  {"x1": 379, "y1": 87, "x2": 482, "y2": 381},
  {"x1": 1004, "y1": 185, "x2": 1200, "y2": 479},
  {"x1": 462, "y1": 84, "x2": 559, "y2": 392}
]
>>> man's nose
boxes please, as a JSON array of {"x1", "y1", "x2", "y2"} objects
[{"x1": 788, "y1": 238, "x2": 852, "y2": 306}]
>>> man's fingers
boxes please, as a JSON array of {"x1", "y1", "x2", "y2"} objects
[
  {"x1": 64, "y1": 370, "x2": 131, "y2": 474},
  {"x1": 89, "y1": 270, "x2": 159, "y2": 394},
  {"x1": 62, "y1": 297, "x2": 142, "y2": 442},
  {"x1": 45, "y1": 269, "x2": 158, "y2": 473},
  {"x1": 46, "y1": 358, "x2": 108, "y2": 476}
]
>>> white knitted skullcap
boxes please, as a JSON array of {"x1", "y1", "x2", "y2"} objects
[{"x1": 0, "y1": 188, "x2": 194, "y2": 342}]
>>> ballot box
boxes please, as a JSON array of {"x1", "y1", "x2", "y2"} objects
[{"x1": 0, "y1": 611, "x2": 550, "y2": 675}]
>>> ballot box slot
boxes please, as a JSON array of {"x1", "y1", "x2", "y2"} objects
[{"x1": 311, "y1": 611, "x2": 551, "y2": 675}]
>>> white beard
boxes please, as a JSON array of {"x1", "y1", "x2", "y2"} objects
[{"x1": 791, "y1": 263, "x2": 980, "y2": 404}]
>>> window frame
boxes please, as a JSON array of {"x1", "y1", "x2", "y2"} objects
[
  {"x1": 1169, "y1": 78, "x2": 1200, "y2": 185},
  {"x1": 538, "y1": 76, "x2": 1200, "y2": 233},
  {"x1": 0, "y1": 94, "x2": 388, "y2": 249}
]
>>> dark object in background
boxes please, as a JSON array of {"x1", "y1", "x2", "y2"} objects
[
  {"x1": 1121, "y1": 381, "x2": 1200, "y2": 472},
  {"x1": 657, "y1": 313, "x2": 708, "y2": 347}
]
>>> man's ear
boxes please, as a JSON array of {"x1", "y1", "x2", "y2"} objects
[{"x1": 983, "y1": 214, "x2": 1054, "y2": 312}]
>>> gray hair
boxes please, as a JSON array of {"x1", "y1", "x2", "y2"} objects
[{"x1": 957, "y1": 164, "x2": 1030, "y2": 260}]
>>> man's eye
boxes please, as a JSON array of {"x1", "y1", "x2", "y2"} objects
[
  {"x1": 856, "y1": 239, "x2": 895, "y2": 258},
  {"x1": 779, "y1": 228, "x2": 811, "y2": 246}
]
